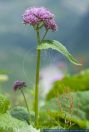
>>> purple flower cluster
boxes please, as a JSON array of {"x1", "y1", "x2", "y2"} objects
[
  {"x1": 13, "y1": 80, "x2": 27, "y2": 91},
  {"x1": 23, "y1": 7, "x2": 57, "y2": 31}
]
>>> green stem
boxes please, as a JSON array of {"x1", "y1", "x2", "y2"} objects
[
  {"x1": 20, "y1": 89, "x2": 30, "y2": 113},
  {"x1": 21, "y1": 89, "x2": 31, "y2": 125},
  {"x1": 21, "y1": 89, "x2": 30, "y2": 124},
  {"x1": 35, "y1": 29, "x2": 41, "y2": 127}
]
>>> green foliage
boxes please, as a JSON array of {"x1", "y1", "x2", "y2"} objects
[
  {"x1": 10, "y1": 106, "x2": 35, "y2": 125},
  {"x1": 10, "y1": 106, "x2": 30, "y2": 124},
  {"x1": 46, "y1": 69, "x2": 89, "y2": 100},
  {"x1": 42, "y1": 90, "x2": 89, "y2": 129},
  {"x1": 13, "y1": 125, "x2": 40, "y2": 132},
  {"x1": 0, "y1": 113, "x2": 27, "y2": 132},
  {"x1": 38, "y1": 111, "x2": 63, "y2": 129},
  {"x1": 0, "y1": 94, "x2": 10, "y2": 113},
  {"x1": 38, "y1": 40, "x2": 81, "y2": 65},
  {"x1": 46, "y1": 111, "x2": 89, "y2": 129}
]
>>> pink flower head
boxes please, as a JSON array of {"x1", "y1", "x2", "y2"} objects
[
  {"x1": 13, "y1": 80, "x2": 27, "y2": 91},
  {"x1": 23, "y1": 7, "x2": 57, "y2": 31}
]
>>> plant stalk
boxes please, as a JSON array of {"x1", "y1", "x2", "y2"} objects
[
  {"x1": 21, "y1": 89, "x2": 30, "y2": 124},
  {"x1": 21, "y1": 89, "x2": 30, "y2": 113},
  {"x1": 35, "y1": 29, "x2": 41, "y2": 127}
]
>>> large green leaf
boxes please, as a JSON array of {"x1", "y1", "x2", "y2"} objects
[
  {"x1": 42, "y1": 91, "x2": 89, "y2": 129},
  {"x1": 46, "y1": 69, "x2": 89, "y2": 100},
  {"x1": 37, "y1": 40, "x2": 81, "y2": 65},
  {"x1": 10, "y1": 106, "x2": 30, "y2": 124},
  {"x1": 0, "y1": 113, "x2": 27, "y2": 132},
  {"x1": 10, "y1": 106, "x2": 35, "y2": 125}
]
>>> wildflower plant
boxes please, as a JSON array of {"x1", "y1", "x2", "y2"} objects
[
  {"x1": 13, "y1": 80, "x2": 30, "y2": 115},
  {"x1": 22, "y1": 7, "x2": 81, "y2": 128}
]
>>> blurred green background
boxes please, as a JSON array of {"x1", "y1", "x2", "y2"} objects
[{"x1": 0, "y1": 0, "x2": 89, "y2": 91}]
